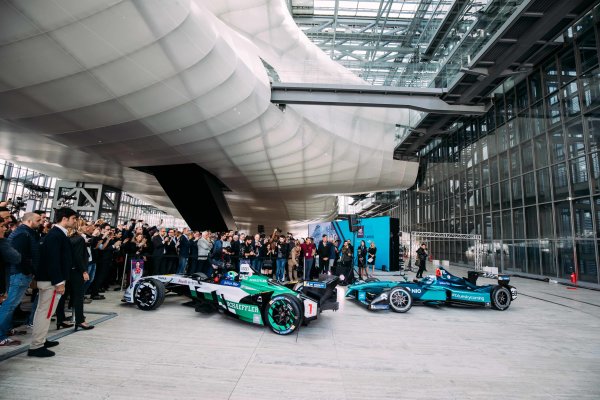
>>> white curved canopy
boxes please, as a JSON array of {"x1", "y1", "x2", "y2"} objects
[{"x1": 0, "y1": 0, "x2": 418, "y2": 231}]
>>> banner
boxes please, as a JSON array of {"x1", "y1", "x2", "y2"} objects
[{"x1": 130, "y1": 259, "x2": 144, "y2": 284}]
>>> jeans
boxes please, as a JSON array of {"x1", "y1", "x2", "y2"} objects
[
  {"x1": 251, "y1": 258, "x2": 263, "y2": 273},
  {"x1": 276, "y1": 258, "x2": 286, "y2": 281},
  {"x1": 0, "y1": 273, "x2": 32, "y2": 340},
  {"x1": 177, "y1": 256, "x2": 188, "y2": 274},
  {"x1": 84, "y1": 262, "x2": 96, "y2": 295},
  {"x1": 304, "y1": 258, "x2": 314, "y2": 281}
]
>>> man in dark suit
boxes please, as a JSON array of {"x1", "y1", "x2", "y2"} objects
[
  {"x1": 28, "y1": 207, "x2": 78, "y2": 357},
  {"x1": 151, "y1": 228, "x2": 167, "y2": 275},
  {"x1": 176, "y1": 228, "x2": 190, "y2": 274}
]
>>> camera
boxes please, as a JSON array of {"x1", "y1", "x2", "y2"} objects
[{"x1": 6, "y1": 197, "x2": 26, "y2": 214}]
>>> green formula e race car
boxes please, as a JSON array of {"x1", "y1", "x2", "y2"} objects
[
  {"x1": 345, "y1": 267, "x2": 517, "y2": 312},
  {"x1": 123, "y1": 267, "x2": 339, "y2": 335}
]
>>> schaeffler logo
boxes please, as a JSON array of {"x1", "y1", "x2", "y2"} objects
[{"x1": 226, "y1": 301, "x2": 259, "y2": 313}]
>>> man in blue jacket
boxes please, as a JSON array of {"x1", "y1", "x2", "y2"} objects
[{"x1": 28, "y1": 207, "x2": 78, "y2": 357}]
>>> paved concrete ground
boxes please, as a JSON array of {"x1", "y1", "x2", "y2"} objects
[{"x1": 1, "y1": 266, "x2": 599, "y2": 399}]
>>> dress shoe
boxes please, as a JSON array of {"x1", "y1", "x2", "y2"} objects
[
  {"x1": 74, "y1": 323, "x2": 94, "y2": 331},
  {"x1": 57, "y1": 321, "x2": 74, "y2": 330},
  {"x1": 91, "y1": 295, "x2": 105, "y2": 300},
  {"x1": 28, "y1": 347, "x2": 55, "y2": 357},
  {"x1": 44, "y1": 340, "x2": 59, "y2": 348},
  {"x1": 83, "y1": 298, "x2": 93, "y2": 304}
]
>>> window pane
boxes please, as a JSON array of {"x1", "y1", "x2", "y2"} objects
[
  {"x1": 537, "y1": 168, "x2": 551, "y2": 203},
  {"x1": 577, "y1": 241, "x2": 597, "y2": 284},
  {"x1": 510, "y1": 147, "x2": 521, "y2": 176},
  {"x1": 500, "y1": 179, "x2": 511, "y2": 209},
  {"x1": 555, "y1": 201, "x2": 572, "y2": 238},
  {"x1": 578, "y1": 30, "x2": 599, "y2": 73},
  {"x1": 534, "y1": 133, "x2": 549, "y2": 168},
  {"x1": 581, "y1": 68, "x2": 600, "y2": 111},
  {"x1": 559, "y1": 48, "x2": 577, "y2": 85},
  {"x1": 529, "y1": 70, "x2": 543, "y2": 102},
  {"x1": 552, "y1": 162, "x2": 570, "y2": 201},
  {"x1": 557, "y1": 240, "x2": 575, "y2": 279},
  {"x1": 516, "y1": 80, "x2": 529, "y2": 112},
  {"x1": 574, "y1": 198, "x2": 593, "y2": 238},
  {"x1": 481, "y1": 161, "x2": 490, "y2": 186},
  {"x1": 527, "y1": 241, "x2": 541, "y2": 275},
  {"x1": 490, "y1": 157, "x2": 498, "y2": 183},
  {"x1": 497, "y1": 125, "x2": 508, "y2": 152},
  {"x1": 502, "y1": 211, "x2": 513, "y2": 240},
  {"x1": 518, "y1": 111, "x2": 532, "y2": 142},
  {"x1": 566, "y1": 120, "x2": 585, "y2": 159},
  {"x1": 512, "y1": 176, "x2": 523, "y2": 207},
  {"x1": 544, "y1": 58, "x2": 559, "y2": 95},
  {"x1": 570, "y1": 156, "x2": 589, "y2": 197},
  {"x1": 525, "y1": 206, "x2": 539, "y2": 238},
  {"x1": 514, "y1": 208, "x2": 525, "y2": 239},
  {"x1": 549, "y1": 128, "x2": 565, "y2": 163},
  {"x1": 587, "y1": 117, "x2": 600, "y2": 158},
  {"x1": 531, "y1": 101, "x2": 546, "y2": 136},
  {"x1": 521, "y1": 140, "x2": 534, "y2": 172},
  {"x1": 563, "y1": 82, "x2": 581, "y2": 118},
  {"x1": 541, "y1": 240, "x2": 557, "y2": 277},
  {"x1": 499, "y1": 152, "x2": 509, "y2": 180},
  {"x1": 523, "y1": 171, "x2": 536, "y2": 205},
  {"x1": 491, "y1": 183, "x2": 500, "y2": 210},
  {"x1": 547, "y1": 94, "x2": 562, "y2": 126},
  {"x1": 539, "y1": 203, "x2": 554, "y2": 238},
  {"x1": 493, "y1": 212, "x2": 502, "y2": 239}
]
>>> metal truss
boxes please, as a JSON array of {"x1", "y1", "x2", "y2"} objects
[
  {"x1": 409, "y1": 231, "x2": 482, "y2": 271},
  {"x1": 52, "y1": 181, "x2": 122, "y2": 226},
  {"x1": 290, "y1": 0, "x2": 492, "y2": 87}
]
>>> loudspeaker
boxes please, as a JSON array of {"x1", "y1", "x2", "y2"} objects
[
  {"x1": 257, "y1": 224, "x2": 265, "y2": 234},
  {"x1": 348, "y1": 215, "x2": 359, "y2": 232}
]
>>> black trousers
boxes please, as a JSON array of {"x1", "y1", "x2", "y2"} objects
[
  {"x1": 416, "y1": 260, "x2": 427, "y2": 278},
  {"x1": 69, "y1": 269, "x2": 85, "y2": 324}
]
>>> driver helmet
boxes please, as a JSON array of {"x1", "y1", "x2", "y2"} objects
[{"x1": 226, "y1": 271, "x2": 238, "y2": 280}]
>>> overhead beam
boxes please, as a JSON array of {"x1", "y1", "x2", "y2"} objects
[{"x1": 271, "y1": 83, "x2": 485, "y2": 115}]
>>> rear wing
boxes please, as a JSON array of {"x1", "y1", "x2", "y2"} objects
[{"x1": 296, "y1": 275, "x2": 339, "y2": 311}]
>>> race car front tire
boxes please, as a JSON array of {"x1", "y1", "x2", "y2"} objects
[
  {"x1": 134, "y1": 278, "x2": 166, "y2": 311},
  {"x1": 491, "y1": 286, "x2": 511, "y2": 311},
  {"x1": 365, "y1": 277, "x2": 380, "y2": 283},
  {"x1": 264, "y1": 294, "x2": 302, "y2": 335},
  {"x1": 388, "y1": 287, "x2": 413, "y2": 313}
]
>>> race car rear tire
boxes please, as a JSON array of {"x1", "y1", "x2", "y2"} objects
[
  {"x1": 134, "y1": 278, "x2": 165, "y2": 311},
  {"x1": 491, "y1": 286, "x2": 511, "y2": 311},
  {"x1": 264, "y1": 294, "x2": 302, "y2": 335},
  {"x1": 388, "y1": 287, "x2": 413, "y2": 313},
  {"x1": 365, "y1": 277, "x2": 380, "y2": 283}
]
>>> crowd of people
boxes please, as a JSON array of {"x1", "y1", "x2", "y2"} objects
[{"x1": 0, "y1": 204, "x2": 379, "y2": 357}]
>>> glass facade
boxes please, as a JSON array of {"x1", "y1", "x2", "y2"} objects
[
  {"x1": 393, "y1": 12, "x2": 600, "y2": 285},
  {"x1": 0, "y1": 159, "x2": 185, "y2": 228}
]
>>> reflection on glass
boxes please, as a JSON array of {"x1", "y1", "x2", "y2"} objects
[
  {"x1": 514, "y1": 208, "x2": 525, "y2": 239},
  {"x1": 581, "y1": 68, "x2": 600, "y2": 110},
  {"x1": 534, "y1": 133, "x2": 549, "y2": 168},
  {"x1": 539, "y1": 203, "x2": 554, "y2": 238},
  {"x1": 559, "y1": 48, "x2": 577, "y2": 84},
  {"x1": 573, "y1": 198, "x2": 593, "y2": 238},
  {"x1": 555, "y1": 201, "x2": 572, "y2": 238},
  {"x1": 540, "y1": 240, "x2": 556, "y2": 277},
  {"x1": 566, "y1": 120, "x2": 585, "y2": 158},
  {"x1": 570, "y1": 156, "x2": 589, "y2": 197},
  {"x1": 552, "y1": 162, "x2": 569, "y2": 201},
  {"x1": 526, "y1": 241, "x2": 541, "y2": 275},
  {"x1": 563, "y1": 82, "x2": 581, "y2": 118},
  {"x1": 512, "y1": 177, "x2": 523, "y2": 208},
  {"x1": 578, "y1": 30, "x2": 598, "y2": 73},
  {"x1": 523, "y1": 171, "x2": 536, "y2": 205},
  {"x1": 537, "y1": 168, "x2": 552, "y2": 203},
  {"x1": 544, "y1": 59, "x2": 559, "y2": 95},
  {"x1": 525, "y1": 206, "x2": 538, "y2": 238},
  {"x1": 577, "y1": 241, "x2": 597, "y2": 283}
]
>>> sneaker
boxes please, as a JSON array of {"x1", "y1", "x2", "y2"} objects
[
  {"x1": 27, "y1": 347, "x2": 55, "y2": 357},
  {"x1": 0, "y1": 338, "x2": 22, "y2": 346},
  {"x1": 8, "y1": 328, "x2": 26, "y2": 336},
  {"x1": 25, "y1": 323, "x2": 34, "y2": 329}
]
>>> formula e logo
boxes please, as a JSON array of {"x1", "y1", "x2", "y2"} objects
[{"x1": 410, "y1": 288, "x2": 422, "y2": 294}]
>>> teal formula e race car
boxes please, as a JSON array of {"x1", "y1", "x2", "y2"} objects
[
  {"x1": 123, "y1": 268, "x2": 339, "y2": 335},
  {"x1": 345, "y1": 267, "x2": 517, "y2": 312}
]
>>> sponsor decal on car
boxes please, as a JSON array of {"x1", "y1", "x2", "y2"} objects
[
  {"x1": 410, "y1": 288, "x2": 422, "y2": 294},
  {"x1": 226, "y1": 301, "x2": 259, "y2": 313},
  {"x1": 304, "y1": 281, "x2": 327, "y2": 289},
  {"x1": 220, "y1": 279, "x2": 241, "y2": 287},
  {"x1": 451, "y1": 292, "x2": 485, "y2": 302}
]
